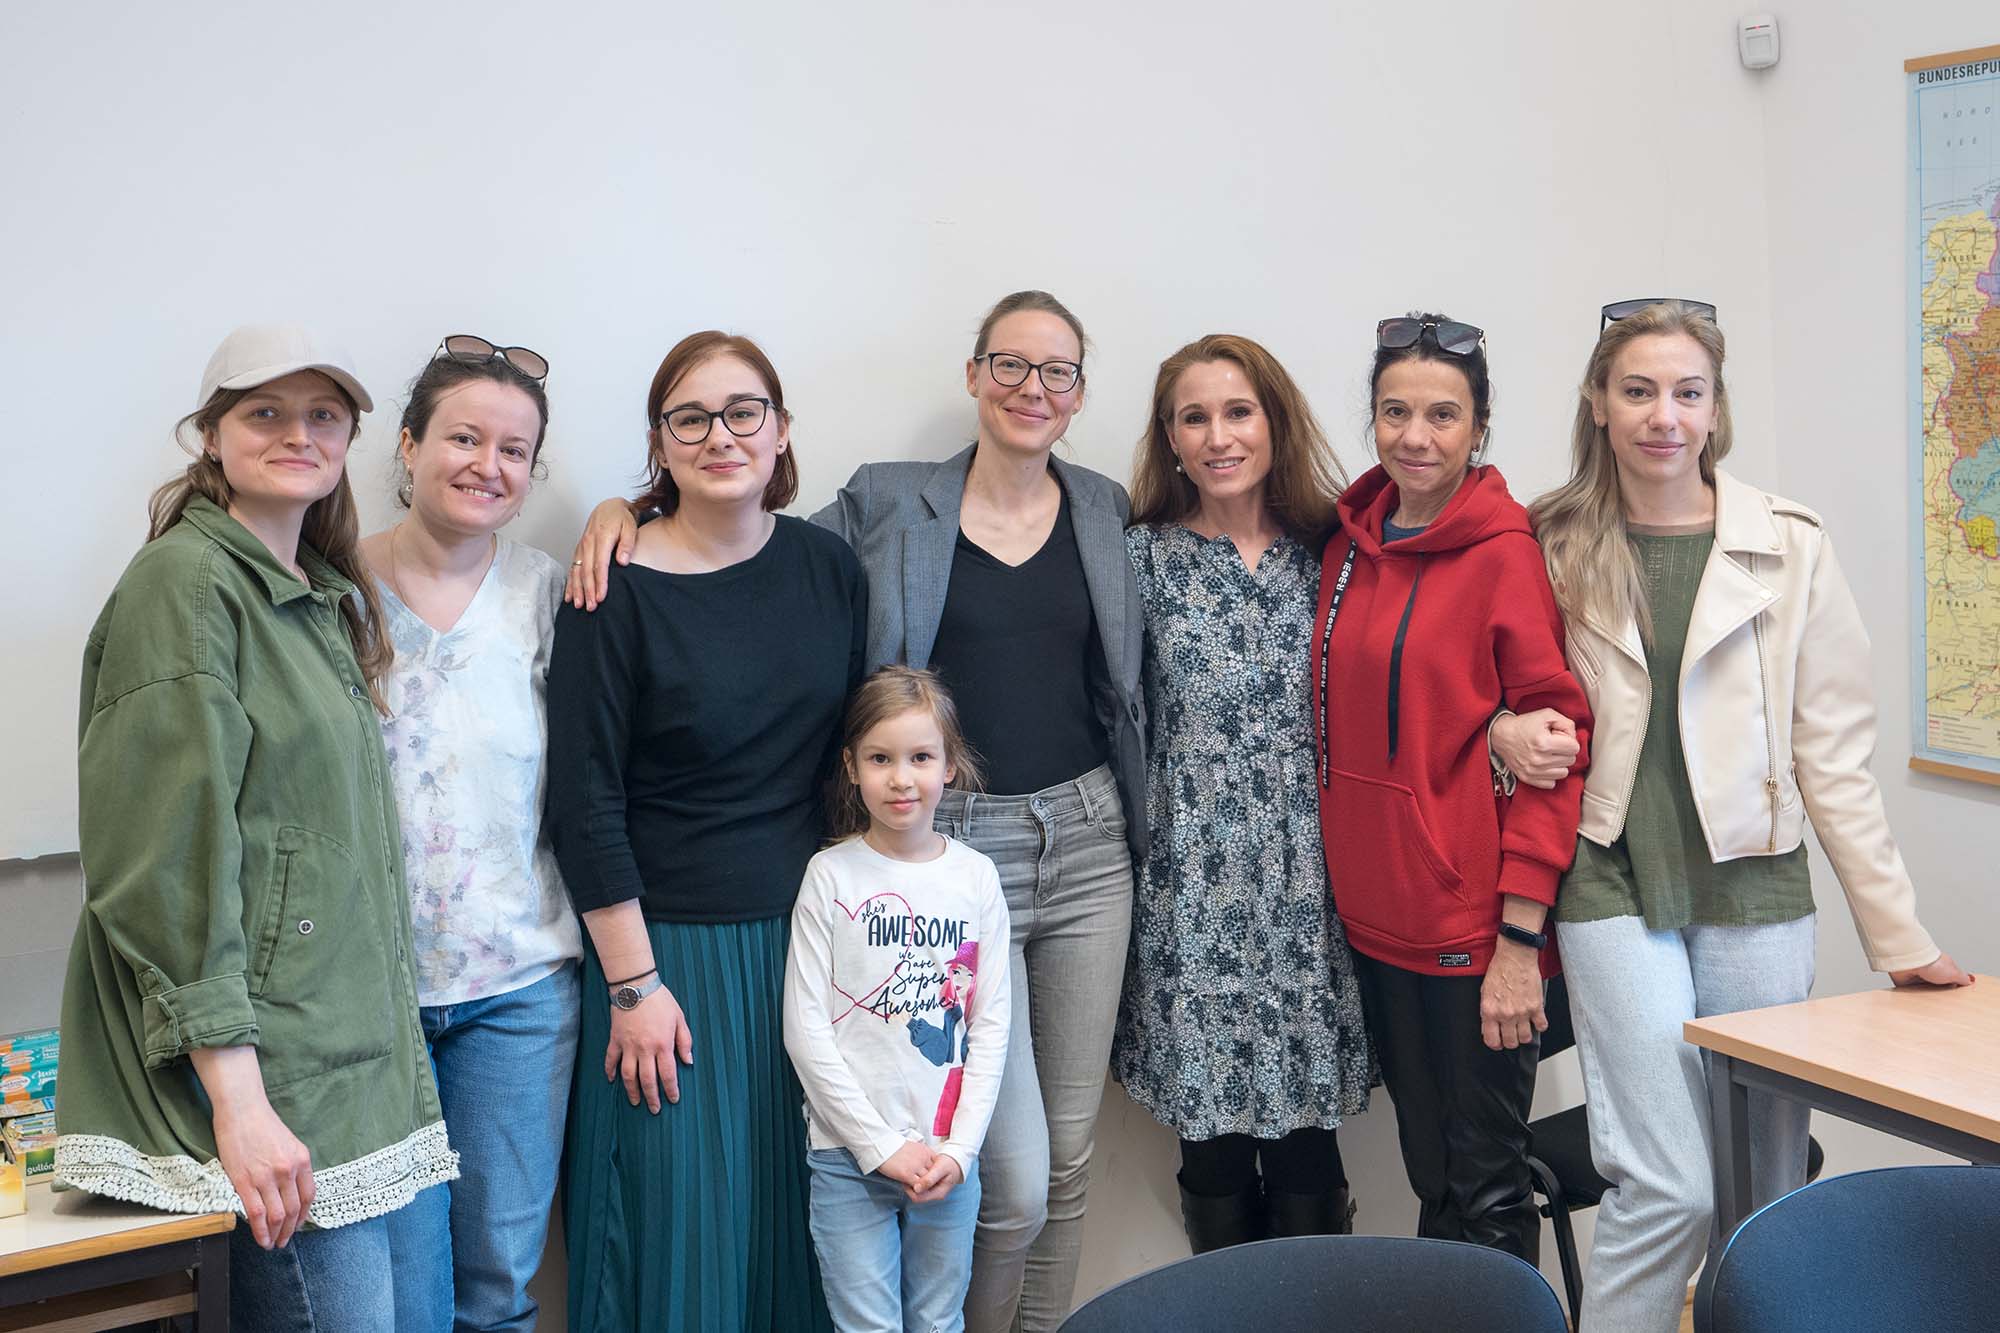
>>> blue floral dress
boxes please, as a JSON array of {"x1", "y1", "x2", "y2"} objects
[{"x1": 1112, "y1": 525, "x2": 1373, "y2": 1139}]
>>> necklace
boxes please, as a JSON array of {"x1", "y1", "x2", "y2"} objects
[
  {"x1": 386, "y1": 522, "x2": 497, "y2": 618},
  {"x1": 386, "y1": 523, "x2": 411, "y2": 608}
]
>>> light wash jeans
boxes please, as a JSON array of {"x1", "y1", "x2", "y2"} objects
[
  {"x1": 808, "y1": 1147, "x2": 982, "y2": 1333},
  {"x1": 936, "y1": 763, "x2": 1135, "y2": 1333},
  {"x1": 390, "y1": 962, "x2": 580, "y2": 1332},
  {"x1": 1556, "y1": 913, "x2": 1816, "y2": 1333},
  {"x1": 232, "y1": 1213, "x2": 394, "y2": 1332}
]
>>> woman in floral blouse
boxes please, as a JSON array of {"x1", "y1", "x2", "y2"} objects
[
  {"x1": 361, "y1": 336, "x2": 582, "y2": 1332},
  {"x1": 1114, "y1": 333, "x2": 1373, "y2": 1254}
]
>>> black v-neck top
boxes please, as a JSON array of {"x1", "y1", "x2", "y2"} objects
[{"x1": 928, "y1": 494, "x2": 1110, "y2": 795}]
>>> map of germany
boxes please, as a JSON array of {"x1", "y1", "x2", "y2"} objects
[{"x1": 1914, "y1": 55, "x2": 2000, "y2": 776}]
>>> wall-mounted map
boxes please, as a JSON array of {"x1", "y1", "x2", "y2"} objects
[{"x1": 1910, "y1": 45, "x2": 2000, "y2": 786}]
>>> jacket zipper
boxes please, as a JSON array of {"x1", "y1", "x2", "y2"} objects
[
  {"x1": 1747, "y1": 555, "x2": 1780, "y2": 851},
  {"x1": 1618, "y1": 634, "x2": 1651, "y2": 825}
]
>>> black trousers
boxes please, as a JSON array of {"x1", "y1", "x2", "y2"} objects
[
  {"x1": 1178, "y1": 1126, "x2": 1348, "y2": 1198},
  {"x1": 1351, "y1": 950, "x2": 1540, "y2": 1263}
]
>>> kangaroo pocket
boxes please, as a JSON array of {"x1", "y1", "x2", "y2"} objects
[
  {"x1": 1323, "y1": 768, "x2": 1474, "y2": 951},
  {"x1": 248, "y1": 825, "x2": 398, "y2": 1088}
]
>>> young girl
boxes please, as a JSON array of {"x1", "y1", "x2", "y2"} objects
[{"x1": 783, "y1": 667, "x2": 1013, "y2": 1333}]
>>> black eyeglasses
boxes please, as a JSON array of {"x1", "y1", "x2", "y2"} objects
[
  {"x1": 436, "y1": 334, "x2": 550, "y2": 383},
  {"x1": 1600, "y1": 299, "x2": 1718, "y2": 331},
  {"x1": 658, "y1": 396, "x2": 775, "y2": 445},
  {"x1": 1376, "y1": 317, "x2": 1485, "y2": 356},
  {"x1": 975, "y1": 353, "x2": 1083, "y2": 393}
]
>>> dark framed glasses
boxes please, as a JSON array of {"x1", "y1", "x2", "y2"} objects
[
  {"x1": 436, "y1": 334, "x2": 550, "y2": 383},
  {"x1": 1600, "y1": 299, "x2": 1717, "y2": 331},
  {"x1": 975, "y1": 353, "x2": 1083, "y2": 393},
  {"x1": 1376, "y1": 317, "x2": 1485, "y2": 356},
  {"x1": 659, "y1": 396, "x2": 775, "y2": 445}
]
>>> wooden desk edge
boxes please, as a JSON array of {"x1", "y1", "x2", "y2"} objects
[
  {"x1": 0, "y1": 1201, "x2": 236, "y2": 1278},
  {"x1": 1683, "y1": 1020, "x2": 2000, "y2": 1144}
]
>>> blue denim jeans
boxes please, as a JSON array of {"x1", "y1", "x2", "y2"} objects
[
  {"x1": 232, "y1": 1214, "x2": 393, "y2": 1332},
  {"x1": 808, "y1": 1147, "x2": 982, "y2": 1333},
  {"x1": 389, "y1": 963, "x2": 580, "y2": 1333},
  {"x1": 1557, "y1": 913, "x2": 1816, "y2": 1333},
  {"x1": 936, "y1": 763, "x2": 1135, "y2": 1333}
]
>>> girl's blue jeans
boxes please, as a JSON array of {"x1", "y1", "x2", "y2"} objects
[{"x1": 808, "y1": 1146, "x2": 982, "y2": 1333}]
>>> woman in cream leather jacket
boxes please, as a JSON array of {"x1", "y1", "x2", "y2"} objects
[{"x1": 1493, "y1": 300, "x2": 1969, "y2": 1333}]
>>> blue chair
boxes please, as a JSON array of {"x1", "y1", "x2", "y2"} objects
[
  {"x1": 1057, "y1": 1234, "x2": 1567, "y2": 1332},
  {"x1": 1695, "y1": 1164, "x2": 2000, "y2": 1331}
]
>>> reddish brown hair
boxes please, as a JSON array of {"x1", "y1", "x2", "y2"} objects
[{"x1": 634, "y1": 331, "x2": 798, "y2": 516}]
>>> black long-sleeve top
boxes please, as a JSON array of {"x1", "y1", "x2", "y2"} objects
[{"x1": 545, "y1": 516, "x2": 867, "y2": 922}]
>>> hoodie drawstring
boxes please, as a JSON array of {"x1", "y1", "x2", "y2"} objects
[
  {"x1": 1385, "y1": 561, "x2": 1423, "y2": 761},
  {"x1": 1316, "y1": 541, "x2": 1359, "y2": 789}
]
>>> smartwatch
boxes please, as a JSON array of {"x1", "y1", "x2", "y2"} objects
[
  {"x1": 1497, "y1": 922, "x2": 1548, "y2": 951},
  {"x1": 610, "y1": 974, "x2": 664, "y2": 1010}
]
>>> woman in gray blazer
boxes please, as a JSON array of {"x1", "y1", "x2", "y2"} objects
[{"x1": 572, "y1": 291, "x2": 1142, "y2": 1333}]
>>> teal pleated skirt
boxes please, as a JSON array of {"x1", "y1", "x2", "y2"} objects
[{"x1": 565, "y1": 915, "x2": 832, "y2": 1333}]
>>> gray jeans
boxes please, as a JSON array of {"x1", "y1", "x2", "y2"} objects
[
  {"x1": 1556, "y1": 913, "x2": 1816, "y2": 1333},
  {"x1": 937, "y1": 763, "x2": 1135, "y2": 1333}
]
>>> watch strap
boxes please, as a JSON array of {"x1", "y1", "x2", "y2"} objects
[
  {"x1": 611, "y1": 974, "x2": 665, "y2": 1009},
  {"x1": 1497, "y1": 921, "x2": 1548, "y2": 950}
]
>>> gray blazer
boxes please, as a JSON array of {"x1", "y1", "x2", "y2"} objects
[{"x1": 811, "y1": 444, "x2": 1147, "y2": 857}]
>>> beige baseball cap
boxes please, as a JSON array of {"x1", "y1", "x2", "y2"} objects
[{"x1": 197, "y1": 324, "x2": 373, "y2": 413}]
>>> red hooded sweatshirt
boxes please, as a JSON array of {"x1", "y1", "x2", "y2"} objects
[{"x1": 1312, "y1": 464, "x2": 1591, "y2": 978}]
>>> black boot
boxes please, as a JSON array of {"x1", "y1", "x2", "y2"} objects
[
  {"x1": 1178, "y1": 1173, "x2": 1268, "y2": 1254},
  {"x1": 1266, "y1": 1185, "x2": 1357, "y2": 1237}
]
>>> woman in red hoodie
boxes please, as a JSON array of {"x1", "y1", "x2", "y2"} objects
[{"x1": 1311, "y1": 314, "x2": 1591, "y2": 1262}]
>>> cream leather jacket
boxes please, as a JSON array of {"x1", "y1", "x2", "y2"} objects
[{"x1": 1562, "y1": 470, "x2": 1938, "y2": 973}]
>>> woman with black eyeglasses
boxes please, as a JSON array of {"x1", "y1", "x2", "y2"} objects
[
  {"x1": 1309, "y1": 313, "x2": 1590, "y2": 1263},
  {"x1": 568, "y1": 291, "x2": 1145, "y2": 1333},
  {"x1": 356, "y1": 337, "x2": 583, "y2": 1332},
  {"x1": 546, "y1": 331, "x2": 864, "y2": 1332}
]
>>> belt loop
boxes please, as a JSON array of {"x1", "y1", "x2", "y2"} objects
[
  {"x1": 1075, "y1": 771, "x2": 1098, "y2": 823},
  {"x1": 961, "y1": 790, "x2": 978, "y2": 828}
]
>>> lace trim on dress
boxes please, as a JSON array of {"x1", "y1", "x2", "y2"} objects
[{"x1": 54, "y1": 1120, "x2": 460, "y2": 1229}]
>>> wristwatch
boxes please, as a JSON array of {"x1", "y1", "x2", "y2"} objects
[
  {"x1": 610, "y1": 975, "x2": 664, "y2": 1010},
  {"x1": 1497, "y1": 922, "x2": 1549, "y2": 951}
]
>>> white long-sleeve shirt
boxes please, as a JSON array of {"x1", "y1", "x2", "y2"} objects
[{"x1": 782, "y1": 834, "x2": 1010, "y2": 1176}]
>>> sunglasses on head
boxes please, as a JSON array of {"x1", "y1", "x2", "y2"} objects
[
  {"x1": 435, "y1": 334, "x2": 550, "y2": 383},
  {"x1": 1599, "y1": 299, "x2": 1718, "y2": 331},
  {"x1": 1376, "y1": 317, "x2": 1485, "y2": 356}
]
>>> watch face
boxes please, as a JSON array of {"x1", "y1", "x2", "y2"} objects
[{"x1": 612, "y1": 986, "x2": 638, "y2": 1010}]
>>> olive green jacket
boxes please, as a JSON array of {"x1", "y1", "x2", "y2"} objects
[{"x1": 54, "y1": 498, "x2": 456, "y2": 1226}]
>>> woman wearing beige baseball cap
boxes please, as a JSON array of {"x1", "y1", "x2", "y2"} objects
[{"x1": 54, "y1": 324, "x2": 456, "y2": 1330}]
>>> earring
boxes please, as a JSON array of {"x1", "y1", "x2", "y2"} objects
[{"x1": 397, "y1": 463, "x2": 414, "y2": 508}]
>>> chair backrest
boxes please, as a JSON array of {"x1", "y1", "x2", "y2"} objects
[
  {"x1": 1058, "y1": 1235, "x2": 1567, "y2": 1333},
  {"x1": 1695, "y1": 1165, "x2": 2000, "y2": 1332}
]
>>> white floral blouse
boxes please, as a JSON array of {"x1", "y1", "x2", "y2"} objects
[{"x1": 378, "y1": 537, "x2": 582, "y2": 1006}]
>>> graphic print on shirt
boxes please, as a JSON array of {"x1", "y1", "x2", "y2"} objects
[{"x1": 831, "y1": 891, "x2": 976, "y2": 1138}]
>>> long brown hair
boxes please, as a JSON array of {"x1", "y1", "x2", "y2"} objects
[
  {"x1": 150, "y1": 381, "x2": 392, "y2": 711},
  {"x1": 829, "y1": 667, "x2": 984, "y2": 840},
  {"x1": 1529, "y1": 301, "x2": 1732, "y2": 643},
  {"x1": 634, "y1": 331, "x2": 798, "y2": 517},
  {"x1": 1128, "y1": 333, "x2": 1346, "y2": 544}
]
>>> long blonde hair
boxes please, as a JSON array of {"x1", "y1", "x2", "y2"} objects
[
  {"x1": 1530, "y1": 302, "x2": 1732, "y2": 643},
  {"x1": 149, "y1": 384, "x2": 393, "y2": 712}
]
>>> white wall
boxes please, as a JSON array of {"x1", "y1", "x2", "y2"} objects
[
  {"x1": 1, "y1": 1, "x2": 1992, "y2": 1326},
  {"x1": 1750, "y1": 2, "x2": 2000, "y2": 1181}
]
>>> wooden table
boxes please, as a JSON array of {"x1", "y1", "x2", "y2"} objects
[
  {"x1": 1684, "y1": 976, "x2": 2000, "y2": 1238},
  {"x1": 0, "y1": 1183, "x2": 233, "y2": 1331}
]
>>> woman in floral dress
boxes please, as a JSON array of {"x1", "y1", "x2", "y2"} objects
[{"x1": 1114, "y1": 334, "x2": 1373, "y2": 1254}]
